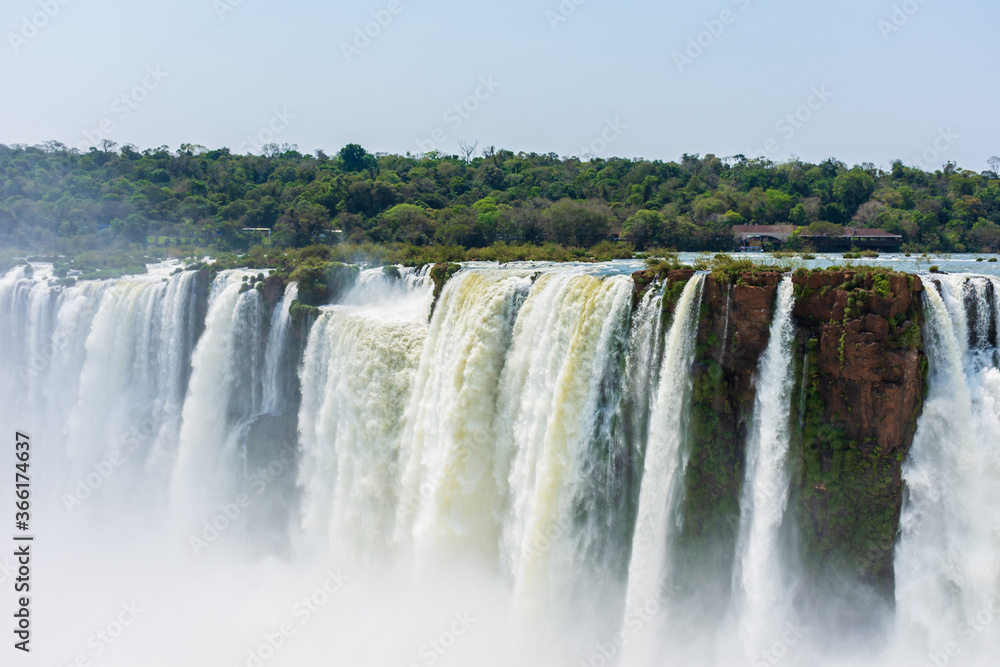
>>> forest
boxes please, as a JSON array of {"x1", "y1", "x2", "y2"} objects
[{"x1": 2, "y1": 141, "x2": 999, "y2": 274}]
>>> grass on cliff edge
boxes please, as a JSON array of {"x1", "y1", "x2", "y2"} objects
[
  {"x1": 642, "y1": 253, "x2": 807, "y2": 285},
  {"x1": 180, "y1": 241, "x2": 636, "y2": 272}
]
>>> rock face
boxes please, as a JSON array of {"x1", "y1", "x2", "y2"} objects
[
  {"x1": 789, "y1": 269, "x2": 925, "y2": 600},
  {"x1": 651, "y1": 267, "x2": 926, "y2": 609}
]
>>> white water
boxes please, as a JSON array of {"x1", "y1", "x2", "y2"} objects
[
  {"x1": 298, "y1": 297, "x2": 429, "y2": 563},
  {"x1": 624, "y1": 275, "x2": 705, "y2": 614},
  {"x1": 171, "y1": 271, "x2": 267, "y2": 522},
  {"x1": 894, "y1": 274, "x2": 1000, "y2": 665},
  {"x1": 734, "y1": 275, "x2": 799, "y2": 658},
  {"x1": 623, "y1": 282, "x2": 668, "y2": 442},
  {"x1": 262, "y1": 282, "x2": 299, "y2": 416},
  {"x1": 497, "y1": 272, "x2": 634, "y2": 643},
  {"x1": 3, "y1": 263, "x2": 1000, "y2": 667},
  {"x1": 396, "y1": 270, "x2": 531, "y2": 563}
]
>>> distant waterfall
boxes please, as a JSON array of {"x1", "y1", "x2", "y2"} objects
[
  {"x1": 624, "y1": 275, "x2": 705, "y2": 613},
  {"x1": 0, "y1": 267, "x2": 109, "y2": 453},
  {"x1": 896, "y1": 275, "x2": 1000, "y2": 660},
  {"x1": 621, "y1": 283, "x2": 668, "y2": 469},
  {"x1": 734, "y1": 275, "x2": 798, "y2": 656}
]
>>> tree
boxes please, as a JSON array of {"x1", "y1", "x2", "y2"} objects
[
  {"x1": 970, "y1": 220, "x2": 1000, "y2": 251},
  {"x1": 458, "y1": 140, "x2": 478, "y2": 163},
  {"x1": 272, "y1": 201, "x2": 332, "y2": 246},
  {"x1": 381, "y1": 204, "x2": 434, "y2": 244},
  {"x1": 544, "y1": 199, "x2": 613, "y2": 247},
  {"x1": 111, "y1": 214, "x2": 149, "y2": 245},
  {"x1": 477, "y1": 163, "x2": 505, "y2": 190},
  {"x1": 339, "y1": 144, "x2": 376, "y2": 172},
  {"x1": 763, "y1": 189, "x2": 796, "y2": 223},
  {"x1": 852, "y1": 200, "x2": 886, "y2": 226},
  {"x1": 988, "y1": 156, "x2": 1000, "y2": 176},
  {"x1": 832, "y1": 170, "x2": 876, "y2": 217},
  {"x1": 803, "y1": 221, "x2": 843, "y2": 236},
  {"x1": 621, "y1": 210, "x2": 664, "y2": 250}
]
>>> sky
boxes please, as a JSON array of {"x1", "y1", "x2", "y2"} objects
[{"x1": 1, "y1": 0, "x2": 997, "y2": 171}]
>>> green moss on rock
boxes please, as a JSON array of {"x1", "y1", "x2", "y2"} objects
[
  {"x1": 287, "y1": 260, "x2": 359, "y2": 306},
  {"x1": 429, "y1": 263, "x2": 462, "y2": 301}
]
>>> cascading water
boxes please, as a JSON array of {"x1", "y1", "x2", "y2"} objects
[
  {"x1": 0, "y1": 265, "x2": 204, "y2": 517},
  {"x1": 895, "y1": 274, "x2": 1000, "y2": 664},
  {"x1": 496, "y1": 273, "x2": 633, "y2": 630},
  {"x1": 624, "y1": 276, "x2": 705, "y2": 614},
  {"x1": 733, "y1": 275, "x2": 798, "y2": 658},
  {"x1": 5, "y1": 260, "x2": 1000, "y2": 667},
  {"x1": 620, "y1": 281, "x2": 668, "y2": 449},
  {"x1": 261, "y1": 283, "x2": 299, "y2": 417},
  {"x1": 298, "y1": 267, "x2": 433, "y2": 563},
  {"x1": 395, "y1": 270, "x2": 531, "y2": 563},
  {"x1": 171, "y1": 271, "x2": 268, "y2": 521},
  {"x1": 66, "y1": 271, "x2": 201, "y2": 506}
]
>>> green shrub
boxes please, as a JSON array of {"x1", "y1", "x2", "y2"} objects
[{"x1": 872, "y1": 272, "x2": 891, "y2": 297}]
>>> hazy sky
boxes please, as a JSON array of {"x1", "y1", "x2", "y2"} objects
[{"x1": 2, "y1": 0, "x2": 997, "y2": 171}]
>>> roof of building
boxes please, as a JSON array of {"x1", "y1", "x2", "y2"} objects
[
  {"x1": 799, "y1": 227, "x2": 902, "y2": 239},
  {"x1": 731, "y1": 224, "x2": 902, "y2": 241},
  {"x1": 732, "y1": 225, "x2": 797, "y2": 234}
]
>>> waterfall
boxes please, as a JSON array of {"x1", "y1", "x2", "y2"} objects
[
  {"x1": 262, "y1": 282, "x2": 299, "y2": 416},
  {"x1": 734, "y1": 275, "x2": 798, "y2": 656},
  {"x1": 497, "y1": 272, "x2": 633, "y2": 628},
  {"x1": 621, "y1": 282, "x2": 668, "y2": 455},
  {"x1": 7, "y1": 259, "x2": 1000, "y2": 667},
  {"x1": 895, "y1": 274, "x2": 1000, "y2": 661},
  {"x1": 171, "y1": 271, "x2": 266, "y2": 521},
  {"x1": 624, "y1": 275, "x2": 705, "y2": 614},
  {"x1": 298, "y1": 270, "x2": 433, "y2": 563},
  {"x1": 395, "y1": 270, "x2": 532, "y2": 562},
  {"x1": 67, "y1": 272, "x2": 201, "y2": 501},
  {"x1": 0, "y1": 267, "x2": 203, "y2": 515}
]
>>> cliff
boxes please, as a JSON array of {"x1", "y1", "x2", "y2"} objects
[{"x1": 636, "y1": 265, "x2": 927, "y2": 610}]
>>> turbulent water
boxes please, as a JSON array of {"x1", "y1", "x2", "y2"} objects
[{"x1": 1, "y1": 262, "x2": 999, "y2": 666}]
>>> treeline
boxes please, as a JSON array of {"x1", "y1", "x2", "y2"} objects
[{"x1": 2, "y1": 141, "x2": 999, "y2": 257}]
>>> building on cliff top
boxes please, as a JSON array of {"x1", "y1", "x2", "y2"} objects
[{"x1": 733, "y1": 225, "x2": 902, "y2": 251}]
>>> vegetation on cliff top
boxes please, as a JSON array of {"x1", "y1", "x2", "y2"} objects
[{"x1": 3, "y1": 142, "x2": 1000, "y2": 268}]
